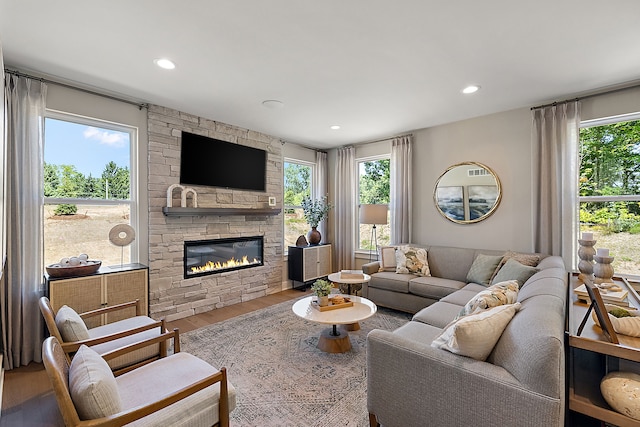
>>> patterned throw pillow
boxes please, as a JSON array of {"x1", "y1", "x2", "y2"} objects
[
  {"x1": 395, "y1": 246, "x2": 430, "y2": 276},
  {"x1": 378, "y1": 246, "x2": 397, "y2": 272},
  {"x1": 489, "y1": 251, "x2": 540, "y2": 283},
  {"x1": 432, "y1": 303, "x2": 521, "y2": 361},
  {"x1": 456, "y1": 280, "x2": 519, "y2": 319},
  {"x1": 466, "y1": 254, "x2": 503, "y2": 286}
]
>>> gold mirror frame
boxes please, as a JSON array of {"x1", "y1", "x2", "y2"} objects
[{"x1": 433, "y1": 161, "x2": 502, "y2": 224}]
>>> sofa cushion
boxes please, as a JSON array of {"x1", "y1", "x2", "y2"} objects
[
  {"x1": 426, "y1": 246, "x2": 477, "y2": 282},
  {"x1": 56, "y1": 305, "x2": 90, "y2": 342},
  {"x1": 396, "y1": 246, "x2": 430, "y2": 276},
  {"x1": 412, "y1": 301, "x2": 465, "y2": 328},
  {"x1": 69, "y1": 345, "x2": 122, "y2": 420},
  {"x1": 440, "y1": 289, "x2": 479, "y2": 306},
  {"x1": 368, "y1": 272, "x2": 414, "y2": 293},
  {"x1": 466, "y1": 254, "x2": 503, "y2": 286},
  {"x1": 491, "y1": 258, "x2": 540, "y2": 287},
  {"x1": 457, "y1": 280, "x2": 519, "y2": 319},
  {"x1": 378, "y1": 246, "x2": 397, "y2": 272},
  {"x1": 490, "y1": 251, "x2": 541, "y2": 283},
  {"x1": 431, "y1": 302, "x2": 521, "y2": 361},
  {"x1": 409, "y1": 276, "x2": 466, "y2": 300}
]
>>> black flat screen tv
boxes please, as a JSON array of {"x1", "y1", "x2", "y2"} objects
[{"x1": 179, "y1": 131, "x2": 267, "y2": 192}]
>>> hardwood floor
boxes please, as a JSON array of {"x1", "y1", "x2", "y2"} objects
[{"x1": 0, "y1": 288, "x2": 307, "y2": 426}]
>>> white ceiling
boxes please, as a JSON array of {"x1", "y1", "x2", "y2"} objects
[{"x1": 2, "y1": 1, "x2": 640, "y2": 149}]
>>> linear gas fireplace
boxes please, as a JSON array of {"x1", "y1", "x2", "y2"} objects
[{"x1": 184, "y1": 236, "x2": 264, "y2": 279}]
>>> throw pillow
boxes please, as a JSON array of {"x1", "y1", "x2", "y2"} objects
[
  {"x1": 466, "y1": 254, "x2": 503, "y2": 286},
  {"x1": 431, "y1": 302, "x2": 521, "y2": 361},
  {"x1": 69, "y1": 345, "x2": 122, "y2": 420},
  {"x1": 395, "y1": 246, "x2": 430, "y2": 276},
  {"x1": 55, "y1": 305, "x2": 90, "y2": 342},
  {"x1": 489, "y1": 251, "x2": 541, "y2": 283},
  {"x1": 456, "y1": 280, "x2": 519, "y2": 319},
  {"x1": 378, "y1": 246, "x2": 397, "y2": 272},
  {"x1": 490, "y1": 258, "x2": 540, "y2": 287}
]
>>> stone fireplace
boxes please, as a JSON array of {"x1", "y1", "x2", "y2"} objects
[
  {"x1": 184, "y1": 236, "x2": 264, "y2": 279},
  {"x1": 147, "y1": 105, "x2": 284, "y2": 322}
]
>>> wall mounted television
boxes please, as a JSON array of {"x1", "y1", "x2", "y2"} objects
[{"x1": 179, "y1": 131, "x2": 267, "y2": 192}]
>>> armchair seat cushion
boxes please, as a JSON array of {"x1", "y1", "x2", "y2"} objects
[
  {"x1": 89, "y1": 316, "x2": 163, "y2": 371},
  {"x1": 117, "y1": 352, "x2": 237, "y2": 427}
]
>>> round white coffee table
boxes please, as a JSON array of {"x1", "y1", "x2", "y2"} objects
[
  {"x1": 292, "y1": 295, "x2": 377, "y2": 353},
  {"x1": 328, "y1": 271, "x2": 371, "y2": 296}
]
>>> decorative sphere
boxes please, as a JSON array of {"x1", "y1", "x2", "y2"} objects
[
  {"x1": 69, "y1": 257, "x2": 81, "y2": 266},
  {"x1": 59, "y1": 257, "x2": 70, "y2": 265},
  {"x1": 78, "y1": 253, "x2": 88, "y2": 261},
  {"x1": 601, "y1": 371, "x2": 640, "y2": 420}
]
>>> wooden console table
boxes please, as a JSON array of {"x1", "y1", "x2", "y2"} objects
[{"x1": 567, "y1": 274, "x2": 640, "y2": 426}]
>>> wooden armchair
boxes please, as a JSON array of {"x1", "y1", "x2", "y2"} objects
[
  {"x1": 43, "y1": 331, "x2": 235, "y2": 426},
  {"x1": 40, "y1": 296, "x2": 167, "y2": 374}
]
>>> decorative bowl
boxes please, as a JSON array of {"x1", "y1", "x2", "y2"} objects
[{"x1": 46, "y1": 260, "x2": 102, "y2": 278}]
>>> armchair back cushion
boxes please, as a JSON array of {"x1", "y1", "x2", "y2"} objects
[
  {"x1": 69, "y1": 345, "x2": 122, "y2": 420},
  {"x1": 56, "y1": 305, "x2": 90, "y2": 342}
]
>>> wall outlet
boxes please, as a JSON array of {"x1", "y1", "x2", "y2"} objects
[{"x1": 268, "y1": 196, "x2": 276, "y2": 206}]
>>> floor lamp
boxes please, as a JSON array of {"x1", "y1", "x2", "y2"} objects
[{"x1": 359, "y1": 204, "x2": 389, "y2": 262}]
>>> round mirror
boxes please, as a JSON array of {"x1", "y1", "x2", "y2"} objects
[{"x1": 434, "y1": 162, "x2": 502, "y2": 224}]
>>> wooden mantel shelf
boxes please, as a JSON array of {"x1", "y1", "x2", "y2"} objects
[{"x1": 162, "y1": 207, "x2": 281, "y2": 216}]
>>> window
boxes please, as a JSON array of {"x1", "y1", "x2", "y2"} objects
[
  {"x1": 283, "y1": 160, "x2": 313, "y2": 249},
  {"x1": 44, "y1": 112, "x2": 138, "y2": 267},
  {"x1": 358, "y1": 157, "x2": 390, "y2": 250},
  {"x1": 579, "y1": 113, "x2": 640, "y2": 276}
]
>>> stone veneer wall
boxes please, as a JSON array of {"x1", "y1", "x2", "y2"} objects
[{"x1": 147, "y1": 105, "x2": 283, "y2": 321}]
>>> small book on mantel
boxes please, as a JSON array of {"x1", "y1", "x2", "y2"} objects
[
  {"x1": 574, "y1": 284, "x2": 629, "y2": 307},
  {"x1": 340, "y1": 270, "x2": 364, "y2": 280}
]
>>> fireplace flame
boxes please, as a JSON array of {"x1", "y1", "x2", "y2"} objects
[{"x1": 190, "y1": 255, "x2": 260, "y2": 274}]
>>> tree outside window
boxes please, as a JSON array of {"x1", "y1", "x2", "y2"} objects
[
  {"x1": 579, "y1": 116, "x2": 640, "y2": 276},
  {"x1": 358, "y1": 158, "x2": 390, "y2": 250},
  {"x1": 284, "y1": 161, "x2": 313, "y2": 249}
]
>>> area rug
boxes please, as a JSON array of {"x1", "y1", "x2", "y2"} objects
[{"x1": 181, "y1": 298, "x2": 411, "y2": 427}]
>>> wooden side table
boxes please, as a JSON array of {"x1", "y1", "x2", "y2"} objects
[{"x1": 567, "y1": 274, "x2": 640, "y2": 426}]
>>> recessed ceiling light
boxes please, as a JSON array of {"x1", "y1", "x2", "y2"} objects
[
  {"x1": 330, "y1": 125, "x2": 341, "y2": 130},
  {"x1": 154, "y1": 58, "x2": 176, "y2": 70},
  {"x1": 462, "y1": 85, "x2": 480, "y2": 94},
  {"x1": 262, "y1": 100, "x2": 284, "y2": 109}
]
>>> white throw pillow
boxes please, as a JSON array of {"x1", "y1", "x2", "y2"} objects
[
  {"x1": 431, "y1": 302, "x2": 521, "y2": 361},
  {"x1": 55, "y1": 305, "x2": 90, "y2": 342},
  {"x1": 378, "y1": 246, "x2": 397, "y2": 272},
  {"x1": 69, "y1": 345, "x2": 122, "y2": 420}
]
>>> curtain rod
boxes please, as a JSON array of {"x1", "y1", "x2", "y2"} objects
[
  {"x1": 531, "y1": 81, "x2": 640, "y2": 111},
  {"x1": 4, "y1": 68, "x2": 148, "y2": 110}
]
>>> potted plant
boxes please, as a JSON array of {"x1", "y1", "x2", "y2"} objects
[
  {"x1": 311, "y1": 278, "x2": 333, "y2": 306},
  {"x1": 301, "y1": 195, "x2": 332, "y2": 245}
]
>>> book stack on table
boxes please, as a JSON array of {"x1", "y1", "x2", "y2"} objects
[
  {"x1": 574, "y1": 283, "x2": 629, "y2": 307},
  {"x1": 340, "y1": 270, "x2": 364, "y2": 280}
]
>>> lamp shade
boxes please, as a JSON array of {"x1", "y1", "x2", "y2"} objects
[{"x1": 359, "y1": 204, "x2": 388, "y2": 225}]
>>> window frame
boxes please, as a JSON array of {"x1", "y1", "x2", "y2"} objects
[
  {"x1": 578, "y1": 111, "x2": 640, "y2": 280},
  {"x1": 356, "y1": 154, "x2": 391, "y2": 252},
  {"x1": 44, "y1": 109, "x2": 140, "y2": 262},
  {"x1": 283, "y1": 158, "x2": 315, "y2": 253}
]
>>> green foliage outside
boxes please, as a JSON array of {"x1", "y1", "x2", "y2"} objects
[
  {"x1": 580, "y1": 120, "x2": 640, "y2": 233},
  {"x1": 54, "y1": 204, "x2": 77, "y2": 216},
  {"x1": 44, "y1": 161, "x2": 130, "y2": 200},
  {"x1": 359, "y1": 159, "x2": 390, "y2": 204}
]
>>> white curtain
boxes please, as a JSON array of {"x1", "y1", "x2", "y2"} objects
[
  {"x1": 2, "y1": 75, "x2": 47, "y2": 369},
  {"x1": 334, "y1": 147, "x2": 356, "y2": 270},
  {"x1": 390, "y1": 135, "x2": 412, "y2": 244},
  {"x1": 532, "y1": 101, "x2": 581, "y2": 269},
  {"x1": 314, "y1": 151, "x2": 328, "y2": 240}
]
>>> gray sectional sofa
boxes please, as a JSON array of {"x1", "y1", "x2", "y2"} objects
[{"x1": 364, "y1": 245, "x2": 568, "y2": 427}]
